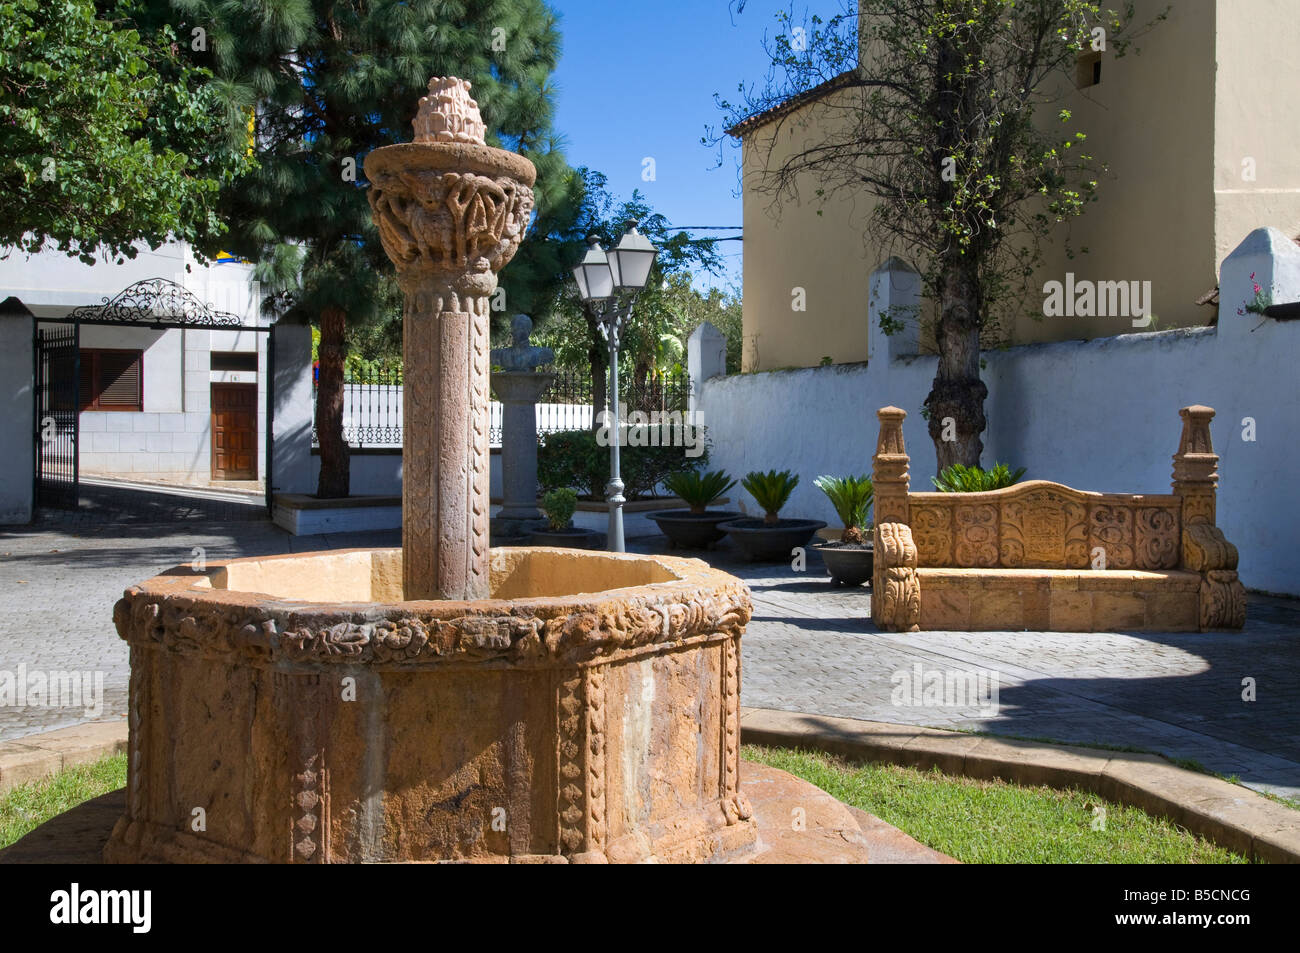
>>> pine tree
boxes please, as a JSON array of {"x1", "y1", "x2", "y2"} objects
[{"x1": 176, "y1": 0, "x2": 569, "y2": 497}]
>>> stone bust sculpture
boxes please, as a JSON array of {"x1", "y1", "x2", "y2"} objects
[{"x1": 491, "y1": 314, "x2": 554, "y2": 372}]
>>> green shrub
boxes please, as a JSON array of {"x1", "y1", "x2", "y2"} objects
[
  {"x1": 813, "y1": 474, "x2": 873, "y2": 543},
  {"x1": 541, "y1": 488, "x2": 578, "y2": 531},
  {"x1": 931, "y1": 462, "x2": 1027, "y2": 493},
  {"x1": 537, "y1": 429, "x2": 708, "y2": 500},
  {"x1": 663, "y1": 469, "x2": 736, "y2": 513},
  {"x1": 741, "y1": 469, "x2": 799, "y2": 525}
]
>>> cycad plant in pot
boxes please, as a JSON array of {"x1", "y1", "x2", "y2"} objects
[
  {"x1": 719, "y1": 469, "x2": 826, "y2": 562},
  {"x1": 649, "y1": 469, "x2": 741, "y2": 549},
  {"x1": 811, "y1": 475, "x2": 874, "y2": 586},
  {"x1": 529, "y1": 488, "x2": 600, "y2": 549}
]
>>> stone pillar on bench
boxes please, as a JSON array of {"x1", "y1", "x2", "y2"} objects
[
  {"x1": 1172, "y1": 405, "x2": 1246, "y2": 630},
  {"x1": 1171, "y1": 405, "x2": 1219, "y2": 526},
  {"x1": 871, "y1": 406, "x2": 920, "y2": 631}
]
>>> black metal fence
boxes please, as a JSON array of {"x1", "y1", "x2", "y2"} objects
[{"x1": 311, "y1": 365, "x2": 690, "y2": 448}]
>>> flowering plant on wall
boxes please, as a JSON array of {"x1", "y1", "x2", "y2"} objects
[{"x1": 1237, "y1": 272, "x2": 1273, "y2": 316}]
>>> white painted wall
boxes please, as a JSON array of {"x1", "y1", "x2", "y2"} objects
[
  {"x1": 76, "y1": 325, "x2": 266, "y2": 482},
  {"x1": 0, "y1": 239, "x2": 268, "y2": 486},
  {"x1": 301, "y1": 450, "x2": 502, "y2": 499},
  {"x1": 697, "y1": 228, "x2": 1300, "y2": 595}
]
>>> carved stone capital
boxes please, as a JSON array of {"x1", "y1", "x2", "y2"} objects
[
  {"x1": 367, "y1": 167, "x2": 534, "y2": 299},
  {"x1": 873, "y1": 522, "x2": 920, "y2": 632}
]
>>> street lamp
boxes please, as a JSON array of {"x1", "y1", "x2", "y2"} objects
[{"x1": 571, "y1": 222, "x2": 658, "y2": 552}]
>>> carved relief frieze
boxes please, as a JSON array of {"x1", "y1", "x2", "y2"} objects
[
  {"x1": 954, "y1": 503, "x2": 1000, "y2": 567},
  {"x1": 910, "y1": 504, "x2": 953, "y2": 567},
  {"x1": 1134, "y1": 505, "x2": 1180, "y2": 570},
  {"x1": 1089, "y1": 504, "x2": 1135, "y2": 569}
]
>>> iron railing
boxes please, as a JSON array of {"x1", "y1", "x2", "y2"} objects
[{"x1": 311, "y1": 365, "x2": 690, "y2": 449}]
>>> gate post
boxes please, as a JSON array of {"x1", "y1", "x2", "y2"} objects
[
  {"x1": 0, "y1": 298, "x2": 35, "y2": 523},
  {"x1": 270, "y1": 317, "x2": 316, "y2": 497}
]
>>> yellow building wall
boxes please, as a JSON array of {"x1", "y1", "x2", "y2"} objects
[
  {"x1": 739, "y1": 91, "x2": 879, "y2": 371},
  {"x1": 1213, "y1": 0, "x2": 1300, "y2": 300},
  {"x1": 1024, "y1": 0, "x2": 1217, "y2": 342},
  {"x1": 737, "y1": 0, "x2": 1300, "y2": 370}
]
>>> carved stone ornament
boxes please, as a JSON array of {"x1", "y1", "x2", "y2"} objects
[
  {"x1": 867, "y1": 403, "x2": 1245, "y2": 633},
  {"x1": 873, "y1": 522, "x2": 920, "y2": 632}
]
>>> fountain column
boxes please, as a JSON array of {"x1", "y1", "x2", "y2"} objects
[{"x1": 364, "y1": 78, "x2": 536, "y2": 600}]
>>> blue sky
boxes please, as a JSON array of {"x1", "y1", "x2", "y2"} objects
[{"x1": 550, "y1": 0, "x2": 801, "y2": 290}]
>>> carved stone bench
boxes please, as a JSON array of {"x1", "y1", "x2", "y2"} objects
[{"x1": 869, "y1": 405, "x2": 1247, "y2": 633}]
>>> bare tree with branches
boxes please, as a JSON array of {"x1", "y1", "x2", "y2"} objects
[{"x1": 717, "y1": 0, "x2": 1162, "y2": 469}]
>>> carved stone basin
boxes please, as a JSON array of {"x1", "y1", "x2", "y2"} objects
[{"x1": 104, "y1": 547, "x2": 757, "y2": 863}]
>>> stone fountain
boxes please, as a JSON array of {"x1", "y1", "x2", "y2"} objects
[{"x1": 102, "y1": 78, "x2": 757, "y2": 864}]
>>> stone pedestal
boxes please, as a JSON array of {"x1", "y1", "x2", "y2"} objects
[
  {"x1": 491, "y1": 370, "x2": 554, "y2": 540},
  {"x1": 364, "y1": 78, "x2": 536, "y2": 600}
]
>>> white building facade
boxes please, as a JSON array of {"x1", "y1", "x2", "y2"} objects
[{"x1": 0, "y1": 240, "x2": 268, "y2": 498}]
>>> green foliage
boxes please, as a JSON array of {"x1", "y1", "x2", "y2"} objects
[
  {"x1": 742, "y1": 469, "x2": 799, "y2": 523},
  {"x1": 1, "y1": 753, "x2": 126, "y2": 849},
  {"x1": 541, "y1": 488, "x2": 577, "y2": 532},
  {"x1": 1239, "y1": 272, "x2": 1273, "y2": 317},
  {"x1": 0, "y1": 0, "x2": 253, "y2": 263},
  {"x1": 663, "y1": 469, "x2": 736, "y2": 513},
  {"x1": 814, "y1": 475, "x2": 874, "y2": 532},
  {"x1": 530, "y1": 169, "x2": 729, "y2": 379},
  {"x1": 537, "y1": 429, "x2": 707, "y2": 501},
  {"x1": 931, "y1": 462, "x2": 1027, "y2": 492},
  {"x1": 181, "y1": 0, "x2": 570, "y2": 326}
]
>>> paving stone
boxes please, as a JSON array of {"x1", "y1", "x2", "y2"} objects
[{"x1": 625, "y1": 533, "x2": 1300, "y2": 802}]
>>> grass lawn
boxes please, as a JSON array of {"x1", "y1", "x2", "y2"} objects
[
  {"x1": 745, "y1": 745, "x2": 1249, "y2": 864},
  {"x1": 0, "y1": 749, "x2": 1255, "y2": 863},
  {"x1": 0, "y1": 753, "x2": 127, "y2": 849}
]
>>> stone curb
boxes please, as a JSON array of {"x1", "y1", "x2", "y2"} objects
[
  {"x1": 0, "y1": 721, "x2": 128, "y2": 796},
  {"x1": 740, "y1": 707, "x2": 1300, "y2": 864}
]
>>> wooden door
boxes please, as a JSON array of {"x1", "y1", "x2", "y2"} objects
[{"x1": 211, "y1": 384, "x2": 257, "y2": 480}]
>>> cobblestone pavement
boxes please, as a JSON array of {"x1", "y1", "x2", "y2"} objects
[
  {"x1": 0, "y1": 483, "x2": 397, "y2": 741},
  {"x1": 5, "y1": 487, "x2": 1299, "y2": 803},
  {"x1": 631, "y1": 537, "x2": 1300, "y2": 802}
]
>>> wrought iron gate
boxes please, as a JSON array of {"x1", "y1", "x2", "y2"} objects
[{"x1": 33, "y1": 323, "x2": 79, "y2": 509}]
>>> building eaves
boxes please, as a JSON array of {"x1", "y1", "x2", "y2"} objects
[{"x1": 724, "y1": 70, "x2": 858, "y2": 138}]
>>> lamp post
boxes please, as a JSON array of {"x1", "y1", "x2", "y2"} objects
[{"x1": 572, "y1": 222, "x2": 658, "y2": 552}]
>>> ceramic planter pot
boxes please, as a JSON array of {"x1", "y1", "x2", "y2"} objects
[
  {"x1": 813, "y1": 541, "x2": 874, "y2": 586},
  {"x1": 529, "y1": 526, "x2": 601, "y2": 549},
  {"x1": 718, "y1": 518, "x2": 827, "y2": 562},
  {"x1": 649, "y1": 510, "x2": 744, "y2": 549}
]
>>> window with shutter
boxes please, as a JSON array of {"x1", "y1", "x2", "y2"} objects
[{"x1": 79, "y1": 349, "x2": 143, "y2": 411}]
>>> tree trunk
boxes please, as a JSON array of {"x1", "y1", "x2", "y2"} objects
[
  {"x1": 316, "y1": 305, "x2": 350, "y2": 498},
  {"x1": 924, "y1": 253, "x2": 987, "y2": 470}
]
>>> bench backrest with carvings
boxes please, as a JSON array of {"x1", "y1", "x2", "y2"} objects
[
  {"x1": 868, "y1": 405, "x2": 1246, "y2": 631},
  {"x1": 904, "y1": 482, "x2": 1182, "y2": 571}
]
